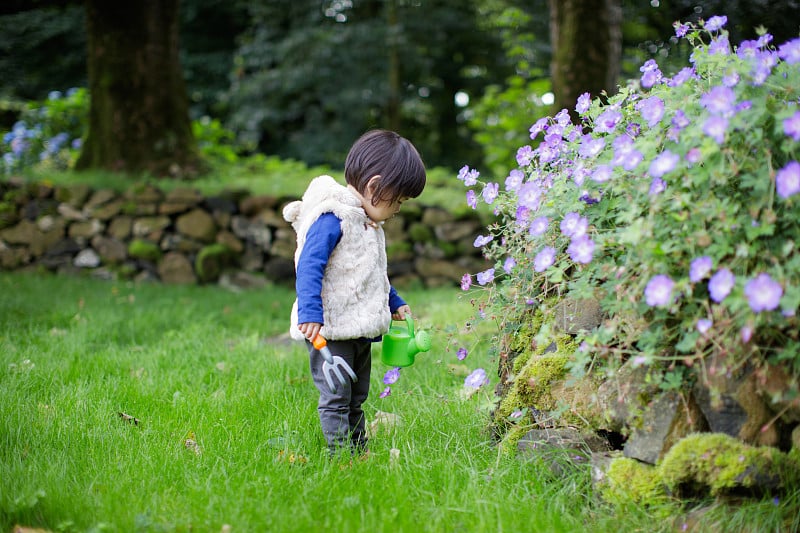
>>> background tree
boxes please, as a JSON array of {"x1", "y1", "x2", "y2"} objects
[
  {"x1": 75, "y1": 1, "x2": 203, "y2": 177},
  {"x1": 548, "y1": 0, "x2": 622, "y2": 119}
]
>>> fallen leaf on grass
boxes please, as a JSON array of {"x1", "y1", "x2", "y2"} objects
[
  {"x1": 367, "y1": 410, "x2": 401, "y2": 439},
  {"x1": 184, "y1": 431, "x2": 202, "y2": 455},
  {"x1": 118, "y1": 412, "x2": 139, "y2": 425},
  {"x1": 13, "y1": 526, "x2": 52, "y2": 533},
  {"x1": 277, "y1": 450, "x2": 307, "y2": 465}
]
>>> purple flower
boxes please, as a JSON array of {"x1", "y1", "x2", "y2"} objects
[
  {"x1": 505, "y1": 169, "x2": 524, "y2": 191},
  {"x1": 696, "y1": 318, "x2": 713, "y2": 334},
  {"x1": 516, "y1": 145, "x2": 534, "y2": 166},
  {"x1": 744, "y1": 273, "x2": 783, "y2": 312},
  {"x1": 703, "y1": 116, "x2": 728, "y2": 144},
  {"x1": 457, "y1": 347, "x2": 468, "y2": 361},
  {"x1": 503, "y1": 256, "x2": 516, "y2": 274},
  {"x1": 383, "y1": 367, "x2": 400, "y2": 385},
  {"x1": 648, "y1": 150, "x2": 680, "y2": 179},
  {"x1": 477, "y1": 268, "x2": 495, "y2": 286},
  {"x1": 776, "y1": 161, "x2": 800, "y2": 199},
  {"x1": 689, "y1": 256, "x2": 713, "y2": 282},
  {"x1": 515, "y1": 206, "x2": 531, "y2": 227},
  {"x1": 529, "y1": 118, "x2": 549, "y2": 139},
  {"x1": 592, "y1": 164, "x2": 614, "y2": 183},
  {"x1": 644, "y1": 274, "x2": 675, "y2": 307},
  {"x1": 473, "y1": 234, "x2": 493, "y2": 248},
  {"x1": 460, "y1": 273, "x2": 472, "y2": 291},
  {"x1": 722, "y1": 72, "x2": 740, "y2": 87},
  {"x1": 529, "y1": 216, "x2": 549, "y2": 236},
  {"x1": 466, "y1": 190, "x2": 478, "y2": 209},
  {"x1": 708, "y1": 35, "x2": 730, "y2": 56},
  {"x1": 594, "y1": 108, "x2": 623, "y2": 134},
  {"x1": 686, "y1": 148, "x2": 702, "y2": 164},
  {"x1": 784, "y1": 112, "x2": 800, "y2": 141},
  {"x1": 578, "y1": 135, "x2": 605, "y2": 158},
  {"x1": 674, "y1": 22, "x2": 690, "y2": 38},
  {"x1": 567, "y1": 236, "x2": 595, "y2": 264},
  {"x1": 534, "y1": 246, "x2": 557, "y2": 272},
  {"x1": 741, "y1": 325, "x2": 753, "y2": 343},
  {"x1": 701, "y1": 86, "x2": 736, "y2": 116},
  {"x1": 517, "y1": 182, "x2": 542, "y2": 210},
  {"x1": 649, "y1": 177, "x2": 666, "y2": 195},
  {"x1": 638, "y1": 96, "x2": 665, "y2": 127},
  {"x1": 465, "y1": 368, "x2": 489, "y2": 389},
  {"x1": 672, "y1": 110, "x2": 691, "y2": 130},
  {"x1": 576, "y1": 92, "x2": 591, "y2": 115},
  {"x1": 379, "y1": 386, "x2": 391, "y2": 398},
  {"x1": 777, "y1": 38, "x2": 800, "y2": 64},
  {"x1": 704, "y1": 15, "x2": 727, "y2": 31},
  {"x1": 639, "y1": 59, "x2": 662, "y2": 88},
  {"x1": 560, "y1": 212, "x2": 588, "y2": 238},
  {"x1": 482, "y1": 182, "x2": 499, "y2": 204},
  {"x1": 457, "y1": 165, "x2": 480, "y2": 186},
  {"x1": 668, "y1": 67, "x2": 696, "y2": 87},
  {"x1": 708, "y1": 268, "x2": 735, "y2": 303}
]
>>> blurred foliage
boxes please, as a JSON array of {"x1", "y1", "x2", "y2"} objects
[{"x1": 1, "y1": 1, "x2": 799, "y2": 178}]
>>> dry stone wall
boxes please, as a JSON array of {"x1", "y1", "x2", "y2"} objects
[{"x1": 0, "y1": 179, "x2": 491, "y2": 288}]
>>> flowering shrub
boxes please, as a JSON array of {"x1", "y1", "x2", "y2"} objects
[
  {"x1": 461, "y1": 17, "x2": 800, "y2": 400},
  {"x1": 1, "y1": 88, "x2": 87, "y2": 175}
]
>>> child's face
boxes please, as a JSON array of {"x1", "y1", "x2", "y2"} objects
[
  {"x1": 363, "y1": 194, "x2": 408, "y2": 223},
  {"x1": 361, "y1": 175, "x2": 408, "y2": 222}
]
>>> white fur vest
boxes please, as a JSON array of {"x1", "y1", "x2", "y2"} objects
[{"x1": 283, "y1": 175, "x2": 391, "y2": 341}]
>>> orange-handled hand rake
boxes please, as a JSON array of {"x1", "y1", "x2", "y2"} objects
[{"x1": 312, "y1": 334, "x2": 358, "y2": 393}]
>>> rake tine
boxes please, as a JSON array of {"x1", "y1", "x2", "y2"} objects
[
  {"x1": 337, "y1": 360, "x2": 357, "y2": 382},
  {"x1": 323, "y1": 371, "x2": 337, "y2": 393}
]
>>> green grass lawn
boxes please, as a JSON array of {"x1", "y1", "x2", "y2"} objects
[{"x1": 1, "y1": 273, "x2": 795, "y2": 532}]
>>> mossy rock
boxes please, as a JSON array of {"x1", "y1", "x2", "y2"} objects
[
  {"x1": 0, "y1": 201, "x2": 18, "y2": 229},
  {"x1": 599, "y1": 456, "x2": 667, "y2": 507},
  {"x1": 195, "y1": 243, "x2": 236, "y2": 283},
  {"x1": 127, "y1": 239, "x2": 162, "y2": 262},
  {"x1": 408, "y1": 222, "x2": 434, "y2": 243},
  {"x1": 659, "y1": 433, "x2": 799, "y2": 497}
]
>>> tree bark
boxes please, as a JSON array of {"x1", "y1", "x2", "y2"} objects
[
  {"x1": 76, "y1": 0, "x2": 203, "y2": 177},
  {"x1": 548, "y1": 0, "x2": 622, "y2": 121}
]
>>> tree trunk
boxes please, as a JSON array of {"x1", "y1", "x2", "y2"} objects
[
  {"x1": 76, "y1": 0, "x2": 203, "y2": 177},
  {"x1": 548, "y1": 0, "x2": 622, "y2": 121}
]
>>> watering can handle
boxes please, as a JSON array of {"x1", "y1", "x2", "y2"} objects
[{"x1": 404, "y1": 315, "x2": 415, "y2": 337}]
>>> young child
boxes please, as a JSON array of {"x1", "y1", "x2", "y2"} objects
[{"x1": 282, "y1": 129, "x2": 426, "y2": 456}]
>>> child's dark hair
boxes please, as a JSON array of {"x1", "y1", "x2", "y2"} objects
[{"x1": 344, "y1": 129, "x2": 426, "y2": 206}]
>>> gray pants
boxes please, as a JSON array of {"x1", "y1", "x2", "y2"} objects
[{"x1": 307, "y1": 338, "x2": 372, "y2": 454}]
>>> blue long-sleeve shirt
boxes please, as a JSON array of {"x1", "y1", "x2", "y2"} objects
[{"x1": 296, "y1": 212, "x2": 406, "y2": 326}]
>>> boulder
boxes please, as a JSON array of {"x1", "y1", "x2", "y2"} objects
[
  {"x1": 176, "y1": 209, "x2": 217, "y2": 242},
  {"x1": 158, "y1": 252, "x2": 196, "y2": 284}
]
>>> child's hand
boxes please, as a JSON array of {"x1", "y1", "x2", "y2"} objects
[
  {"x1": 298, "y1": 322, "x2": 323, "y2": 341},
  {"x1": 392, "y1": 305, "x2": 412, "y2": 320}
]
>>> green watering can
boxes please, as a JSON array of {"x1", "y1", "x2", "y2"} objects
[{"x1": 381, "y1": 316, "x2": 432, "y2": 367}]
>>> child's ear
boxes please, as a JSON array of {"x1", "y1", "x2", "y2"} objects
[{"x1": 366, "y1": 175, "x2": 381, "y2": 194}]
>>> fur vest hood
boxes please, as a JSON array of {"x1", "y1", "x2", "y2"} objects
[{"x1": 283, "y1": 175, "x2": 391, "y2": 341}]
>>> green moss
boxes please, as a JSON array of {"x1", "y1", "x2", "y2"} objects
[
  {"x1": 408, "y1": 222, "x2": 433, "y2": 243},
  {"x1": 0, "y1": 202, "x2": 18, "y2": 229},
  {"x1": 195, "y1": 243, "x2": 234, "y2": 283},
  {"x1": 599, "y1": 456, "x2": 667, "y2": 507},
  {"x1": 659, "y1": 433, "x2": 798, "y2": 496},
  {"x1": 495, "y1": 350, "x2": 570, "y2": 422},
  {"x1": 127, "y1": 239, "x2": 161, "y2": 262}
]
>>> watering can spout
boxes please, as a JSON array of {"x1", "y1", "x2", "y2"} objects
[{"x1": 381, "y1": 316, "x2": 431, "y2": 367}]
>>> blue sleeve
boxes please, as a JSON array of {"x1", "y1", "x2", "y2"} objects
[
  {"x1": 296, "y1": 213, "x2": 342, "y2": 325},
  {"x1": 389, "y1": 285, "x2": 406, "y2": 313}
]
